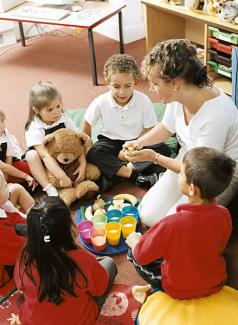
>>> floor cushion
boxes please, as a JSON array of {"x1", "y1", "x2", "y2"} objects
[{"x1": 137, "y1": 285, "x2": 238, "y2": 325}]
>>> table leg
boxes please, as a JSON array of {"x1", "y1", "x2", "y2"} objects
[
  {"x1": 88, "y1": 28, "x2": 98, "y2": 86},
  {"x1": 118, "y1": 11, "x2": 124, "y2": 54},
  {"x1": 18, "y1": 22, "x2": 26, "y2": 47}
]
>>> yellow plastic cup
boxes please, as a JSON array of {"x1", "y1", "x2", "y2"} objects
[
  {"x1": 105, "y1": 222, "x2": 121, "y2": 245},
  {"x1": 120, "y1": 216, "x2": 137, "y2": 239}
]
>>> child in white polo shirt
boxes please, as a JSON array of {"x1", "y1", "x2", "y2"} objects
[{"x1": 82, "y1": 54, "x2": 170, "y2": 191}]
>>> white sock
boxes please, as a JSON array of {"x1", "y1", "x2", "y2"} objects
[{"x1": 43, "y1": 183, "x2": 58, "y2": 196}]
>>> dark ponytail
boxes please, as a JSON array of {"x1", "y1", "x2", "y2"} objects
[{"x1": 19, "y1": 197, "x2": 87, "y2": 305}]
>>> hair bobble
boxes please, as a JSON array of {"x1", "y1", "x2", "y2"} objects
[
  {"x1": 44, "y1": 235, "x2": 51, "y2": 243},
  {"x1": 40, "y1": 215, "x2": 50, "y2": 243}
]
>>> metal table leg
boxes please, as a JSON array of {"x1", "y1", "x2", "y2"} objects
[
  {"x1": 18, "y1": 22, "x2": 26, "y2": 47},
  {"x1": 118, "y1": 11, "x2": 124, "y2": 54},
  {"x1": 88, "y1": 28, "x2": 98, "y2": 86}
]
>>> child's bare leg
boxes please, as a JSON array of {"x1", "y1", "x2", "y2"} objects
[
  {"x1": 25, "y1": 150, "x2": 49, "y2": 188},
  {"x1": 26, "y1": 150, "x2": 58, "y2": 196},
  {"x1": 8, "y1": 183, "x2": 34, "y2": 211}
]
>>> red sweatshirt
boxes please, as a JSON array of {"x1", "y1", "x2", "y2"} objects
[
  {"x1": 0, "y1": 211, "x2": 26, "y2": 265},
  {"x1": 14, "y1": 248, "x2": 109, "y2": 325},
  {"x1": 134, "y1": 201, "x2": 232, "y2": 299}
]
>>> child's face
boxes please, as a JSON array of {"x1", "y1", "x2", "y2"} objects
[
  {"x1": 178, "y1": 162, "x2": 190, "y2": 196},
  {"x1": 107, "y1": 72, "x2": 135, "y2": 107},
  {"x1": 36, "y1": 96, "x2": 62, "y2": 125},
  {"x1": 0, "y1": 118, "x2": 5, "y2": 136},
  {"x1": 0, "y1": 175, "x2": 9, "y2": 206}
]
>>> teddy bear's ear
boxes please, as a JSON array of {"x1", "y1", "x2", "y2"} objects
[
  {"x1": 76, "y1": 132, "x2": 87, "y2": 145},
  {"x1": 76, "y1": 132, "x2": 92, "y2": 154},
  {"x1": 42, "y1": 133, "x2": 56, "y2": 146}
]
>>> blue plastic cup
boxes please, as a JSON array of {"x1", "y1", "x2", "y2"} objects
[
  {"x1": 107, "y1": 209, "x2": 123, "y2": 223},
  {"x1": 122, "y1": 205, "x2": 139, "y2": 222}
]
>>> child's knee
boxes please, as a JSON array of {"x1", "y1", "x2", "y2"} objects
[
  {"x1": 9, "y1": 183, "x2": 25, "y2": 195},
  {"x1": 25, "y1": 150, "x2": 39, "y2": 163}
]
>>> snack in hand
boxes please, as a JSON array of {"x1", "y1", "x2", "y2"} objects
[{"x1": 124, "y1": 146, "x2": 135, "y2": 157}]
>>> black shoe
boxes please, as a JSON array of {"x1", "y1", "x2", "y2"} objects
[
  {"x1": 97, "y1": 174, "x2": 113, "y2": 193},
  {"x1": 135, "y1": 173, "x2": 159, "y2": 188}
]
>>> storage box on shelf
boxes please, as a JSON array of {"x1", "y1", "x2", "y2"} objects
[
  {"x1": 207, "y1": 26, "x2": 238, "y2": 96},
  {"x1": 141, "y1": 0, "x2": 238, "y2": 96}
]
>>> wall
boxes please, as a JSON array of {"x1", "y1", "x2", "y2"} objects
[{"x1": 94, "y1": 0, "x2": 145, "y2": 44}]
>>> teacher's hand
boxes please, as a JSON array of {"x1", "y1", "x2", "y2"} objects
[{"x1": 124, "y1": 148, "x2": 156, "y2": 163}]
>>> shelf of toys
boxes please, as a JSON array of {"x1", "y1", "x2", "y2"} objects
[{"x1": 141, "y1": 0, "x2": 238, "y2": 95}]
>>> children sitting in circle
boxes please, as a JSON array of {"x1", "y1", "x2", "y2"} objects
[
  {"x1": 126, "y1": 147, "x2": 235, "y2": 298},
  {"x1": 14, "y1": 197, "x2": 117, "y2": 325},
  {"x1": 0, "y1": 110, "x2": 36, "y2": 190},
  {"x1": 83, "y1": 54, "x2": 170, "y2": 192},
  {"x1": 24, "y1": 81, "x2": 92, "y2": 197}
]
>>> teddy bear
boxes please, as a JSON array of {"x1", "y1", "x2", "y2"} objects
[{"x1": 43, "y1": 128, "x2": 101, "y2": 206}]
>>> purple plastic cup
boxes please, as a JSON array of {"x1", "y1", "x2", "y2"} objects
[{"x1": 77, "y1": 220, "x2": 93, "y2": 243}]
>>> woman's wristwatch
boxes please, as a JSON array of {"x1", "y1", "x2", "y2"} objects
[{"x1": 153, "y1": 153, "x2": 161, "y2": 165}]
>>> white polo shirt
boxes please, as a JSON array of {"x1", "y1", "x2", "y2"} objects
[
  {"x1": 84, "y1": 90, "x2": 157, "y2": 140},
  {"x1": 0, "y1": 128, "x2": 14, "y2": 157},
  {"x1": 25, "y1": 113, "x2": 79, "y2": 148},
  {"x1": 162, "y1": 89, "x2": 238, "y2": 161}
]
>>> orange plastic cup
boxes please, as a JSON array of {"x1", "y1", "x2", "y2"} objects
[
  {"x1": 120, "y1": 216, "x2": 137, "y2": 239},
  {"x1": 105, "y1": 222, "x2": 121, "y2": 245},
  {"x1": 90, "y1": 228, "x2": 106, "y2": 251}
]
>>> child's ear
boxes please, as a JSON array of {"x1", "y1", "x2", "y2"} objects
[
  {"x1": 189, "y1": 183, "x2": 201, "y2": 197},
  {"x1": 32, "y1": 106, "x2": 39, "y2": 114}
]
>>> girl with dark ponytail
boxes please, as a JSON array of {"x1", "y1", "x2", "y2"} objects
[{"x1": 14, "y1": 196, "x2": 117, "y2": 325}]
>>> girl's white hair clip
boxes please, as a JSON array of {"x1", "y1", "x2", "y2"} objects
[{"x1": 44, "y1": 235, "x2": 51, "y2": 243}]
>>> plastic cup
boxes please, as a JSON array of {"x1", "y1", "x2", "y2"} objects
[
  {"x1": 107, "y1": 209, "x2": 123, "y2": 223},
  {"x1": 77, "y1": 220, "x2": 93, "y2": 243},
  {"x1": 122, "y1": 205, "x2": 139, "y2": 222},
  {"x1": 91, "y1": 214, "x2": 107, "y2": 229},
  {"x1": 90, "y1": 228, "x2": 106, "y2": 251},
  {"x1": 120, "y1": 216, "x2": 137, "y2": 239},
  {"x1": 105, "y1": 222, "x2": 122, "y2": 245}
]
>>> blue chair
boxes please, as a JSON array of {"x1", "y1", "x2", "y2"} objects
[{"x1": 232, "y1": 47, "x2": 238, "y2": 108}]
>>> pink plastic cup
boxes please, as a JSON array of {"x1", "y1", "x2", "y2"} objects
[{"x1": 77, "y1": 220, "x2": 93, "y2": 243}]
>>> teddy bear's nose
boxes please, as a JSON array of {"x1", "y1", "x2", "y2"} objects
[{"x1": 64, "y1": 158, "x2": 69, "y2": 162}]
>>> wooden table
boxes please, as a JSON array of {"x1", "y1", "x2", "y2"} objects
[{"x1": 0, "y1": 0, "x2": 126, "y2": 85}]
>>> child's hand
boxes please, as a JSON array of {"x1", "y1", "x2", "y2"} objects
[
  {"x1": 59, "y1": 175, "x2": 72, "y2": 188},
  {"x1": 25, "y1": 175, "x2": 38, "y2": 191},
  {"x1": 123, "y1": 140, "x2": 142, "y2": 151},
  {"x1": 125, "y1": 232, "x2": 142, "y2": 250},
  {"x1": 73, "y1": 166, "x2": 86, "y2": 183}
]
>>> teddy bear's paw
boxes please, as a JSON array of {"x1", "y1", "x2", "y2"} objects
[
  {"x1": 75, "y1": 181, "x2": 99, "y2": 199},
  {"x1": 59, "y1": 188, "x2": 77, "y2": 206}
]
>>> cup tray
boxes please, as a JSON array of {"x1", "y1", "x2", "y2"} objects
[{"x1": 75, "y1": 204, "x2": 140, "y2": 255}]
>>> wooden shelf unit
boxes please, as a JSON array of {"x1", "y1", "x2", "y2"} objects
[{"x1": 141, "y1": 0, "x2": 238, "y2": 95}]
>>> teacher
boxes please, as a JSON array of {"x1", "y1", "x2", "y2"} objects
[{"x1": 124, "y1": 39, "x2": 238, "y2": 227}]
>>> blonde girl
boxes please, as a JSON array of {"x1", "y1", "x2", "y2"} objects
[{"x1": 25, "y1": 81, "x2": 91, "y2": 196}]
